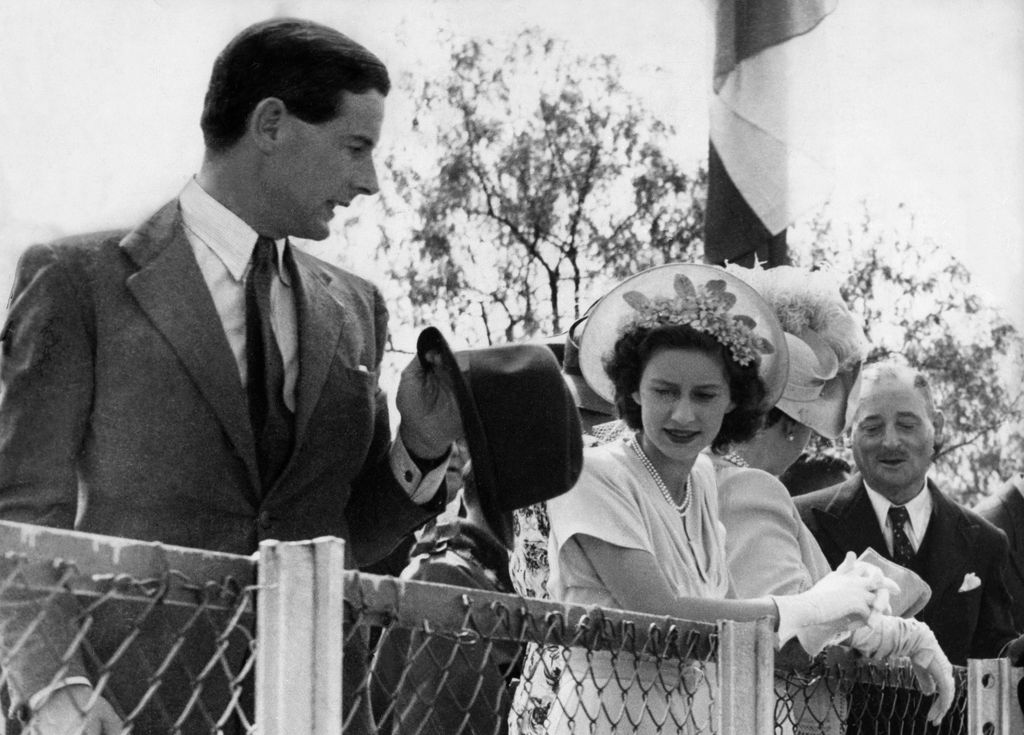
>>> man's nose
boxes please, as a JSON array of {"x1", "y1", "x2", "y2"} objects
[
  {"x1": 880, "y1": 424, "x2": 901, "y2": 446},
  {"x1": 354, "y1": 160, "x2": 380, "y2": 197}
]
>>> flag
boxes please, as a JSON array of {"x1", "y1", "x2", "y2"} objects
[{"x1": 704, "y1": 0, "x2": 838, "y2": 266}]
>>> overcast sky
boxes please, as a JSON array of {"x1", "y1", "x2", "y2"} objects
[{"x1": 1, "y1": 0, "x2": 1021, "y2": 330}]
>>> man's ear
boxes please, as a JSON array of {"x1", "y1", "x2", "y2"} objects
[
  {"x1": 931, "y1": 409, "x2": 945, "y2": 453},
  {"x1": 249, "y1": 98, "x2": 288, "y2": 152}
]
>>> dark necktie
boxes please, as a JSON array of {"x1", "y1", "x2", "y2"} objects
[
  {"x1": 888, "y1": 505, "x2": 916, "y2": 566},
  {"x1": 246, "y1": 236, "x2": 294, "y2": 491}
]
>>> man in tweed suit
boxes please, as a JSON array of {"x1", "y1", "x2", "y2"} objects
[{"x1": 0, "y1": 18, "x2": 460, "y2": 733}]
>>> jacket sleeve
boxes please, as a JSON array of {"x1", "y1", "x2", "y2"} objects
[
  {"x1": 0, "y1": 243, "x2": 93, "y2": 526},
  {"x1": 971, "y1": 525, "x2": 1020, "y2": 658},
  {"x1": 343, "y1": 286, "x2": 443, "y2": 568},
  {"x1": 719, "y1": 469, "x2": 829, "y2": 599},
  {"x1": 0, "y1": 243, "x2": 93, "y2": 706}
]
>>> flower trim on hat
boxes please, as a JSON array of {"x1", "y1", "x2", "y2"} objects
[{"x1": 621, "y1": 274, "x2": 775, "y2": 367}]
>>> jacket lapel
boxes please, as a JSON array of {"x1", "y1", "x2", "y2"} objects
[
  {"x1": 919, "y1": 482, "x2": 975, "y2": 602},
  {"x1": 121, "y1": 201, "x2": 260, "y2": 493},
  {"x1": 287, "y1": 249, "x2": 349, "y2": 464},
  {"x1": 816, "y1": 475, "x2": 891, "y2": 559}
]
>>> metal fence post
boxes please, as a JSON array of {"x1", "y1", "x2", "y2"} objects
[
  {"x1": 717, "y1": 617, "x2": 776, "y2": 735},
  {"x1": 968, "y1": 658, "x2": 1024, "y2": 734},
  {"x1": 256, "y1": 536, "x2": 346, "y2": 734}
]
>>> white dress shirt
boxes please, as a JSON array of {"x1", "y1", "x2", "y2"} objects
[
  {"x1": 865, "y1": 479, "x2": 933, "y2": 555},
  {"x1": 179, "y1": 177, "x2": 299, "y2": 410}
]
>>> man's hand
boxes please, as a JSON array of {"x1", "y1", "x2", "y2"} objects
[
  {"x1": 396, "y1": 350, "x2": 463, "y2": 460},
  {"x1": 28, "y1": 685, "x2": 122, "y2": 734}
]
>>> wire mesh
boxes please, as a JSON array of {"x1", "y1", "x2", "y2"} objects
[
  {"x1": 350, "y1": 572, "x2": 720, "y2": 735},
  {"x1": 0, "y1": 529, "x2": 256, "y2": 734},
  {"x1": 0, "y1": 522, "x2": 1013, "y2": 735},
  {"x1": 775, "y1": 645, "x2": 969, "y2": 735}
]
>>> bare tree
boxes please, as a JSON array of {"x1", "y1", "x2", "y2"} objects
[
  {"x1": 379, "y1": 29, "x2": 704, "y2": 344},
  {"x1": 792, "y1": 203, "x2": 1024, "y2": 504}
]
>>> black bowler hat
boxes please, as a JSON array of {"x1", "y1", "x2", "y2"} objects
[{"x1": 417, "y1": 327, "x2": 584, "y2": 548}]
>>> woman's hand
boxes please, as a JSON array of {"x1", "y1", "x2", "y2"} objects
[
  {"x1": 848, "y1": 616, "x2": 955, "y2": 725},
  {"x1": 773, "y1": 551, "x2": 901, "y2": 652},
  {"x1": 28, "y1": 685, "x2": 122, "y2": 734}
]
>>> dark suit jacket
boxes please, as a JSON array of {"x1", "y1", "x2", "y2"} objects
[
  {"x1": 974, "y1": 474, "x2": 1024, "y2": 632},
  {"x1": 796, "y1": 474, "x2": 1017, "y2": 666},
  {"x1": 0, "y1": 201, "x2": 442, "y2": 726}
]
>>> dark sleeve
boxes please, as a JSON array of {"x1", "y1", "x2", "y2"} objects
[
  {"x1": 0, "y1": 244, "x2": 93, "y2": 526},
  {"x1": 343, "y1": 286, "x2": 443, "y2": 568},
  {"x1": 971, "y1": 525, "x2": 1019, "y2": 658},
  {"x1": 0, "y1": 244, "x2": 92, "y2": 705}
]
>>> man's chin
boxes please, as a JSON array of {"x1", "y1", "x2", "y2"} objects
[
  {"x1": 865, "y1": 469, "x2": 920, "y2": 499},
  {"x1": 296, "y1": 222, "x2": 333, "y2": 241}
]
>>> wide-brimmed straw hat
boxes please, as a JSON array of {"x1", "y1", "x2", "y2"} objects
[
  {"x1": 776, "y1": 329, "x2": 860, "y2": 440},
  {"x1": 559, "y1": 316, "x2": 616, "y2": 417},
  {"x1": 417, "y1": 327, "x2": 584, "y2": 548},
  {"x1": 579, "y1": 263, "x2": 790, "y2": 407}
]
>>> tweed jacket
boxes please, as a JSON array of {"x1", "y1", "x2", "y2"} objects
[
  {"x1": 796, "y1": 474, "x2": 1017, "y2": 666},
  {"x1": 0, "y1": 200, "x2": 441, "y2": 726}
]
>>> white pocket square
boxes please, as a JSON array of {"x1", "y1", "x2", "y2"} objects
[
  {"x1": 357, "y1": 364, "x2": 370, "y2": 373},
  {"x1": 958, "y1": 572, "x2": 981, "y2": 592}
]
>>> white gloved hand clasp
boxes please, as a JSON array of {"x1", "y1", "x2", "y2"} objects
[{"x1": 773, "y1": 552, "x2": 900, "y2": 655}]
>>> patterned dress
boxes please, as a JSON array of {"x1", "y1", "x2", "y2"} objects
[{"x1": 507, "y1": 421, "x2": 625, "y2": 734}]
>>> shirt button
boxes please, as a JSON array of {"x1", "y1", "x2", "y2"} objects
[{"x1": 258, "y1": 511, "x2": 272, "y2": 529}]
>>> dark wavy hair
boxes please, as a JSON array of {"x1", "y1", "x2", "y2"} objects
[
  {"x1": 605, "y1": 324, "x2": 768, "y2": 452},
  {"x1": 201, "y1": 17, "x2": 391, "y2": 152}
]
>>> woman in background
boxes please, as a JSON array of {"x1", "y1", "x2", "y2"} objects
[{"x1": 712, "y1": 264, "x2": 953, "y2": 728}]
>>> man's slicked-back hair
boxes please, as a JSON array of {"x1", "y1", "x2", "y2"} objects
[{"x1": 200, "y1": 17, "x2": 391, "y2": 152}]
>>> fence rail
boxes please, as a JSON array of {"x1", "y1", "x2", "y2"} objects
[{"x1": 0, "y1": 520, "x2": 1020, "y2": 734}]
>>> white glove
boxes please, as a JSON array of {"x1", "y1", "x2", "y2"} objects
[
  {"x1": 30, "y1": 685, "x2": 123, "y2": 734},
  {"x1": 774, "y1": 551, "x2": 900, "y2": 654},
  {"x1": 847, "y1": 616, "x2": 955, "y2": 725}
]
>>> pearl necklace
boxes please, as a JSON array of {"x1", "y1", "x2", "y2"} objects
[
  {"x1": 628, "y1": 434, "x2": 691, "y2": 515},
  {"x1": 721, "y1": 450, "x2": 750, "y2": 468}
]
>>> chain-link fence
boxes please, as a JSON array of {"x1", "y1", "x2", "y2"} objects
[
  {"x1": 352, "y1": 572, "x2": 723, "y2": 734},
  {"x1": 775, "y1": 644, "x2": 972, "y2": 735},
  {"x1": 0, "y1": 522, "x2": 257, "y2": 733},
  {"x1": 1, "y1": 521, "x2": 1022, "y2": 734}
]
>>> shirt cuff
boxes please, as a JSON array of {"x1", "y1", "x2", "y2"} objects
[
  {"x1": 390, "y1": 438, "x2": 450, "y2": 504},
  {"x1": 27, "y1": 677, "x2": 93, "y2": 712}
]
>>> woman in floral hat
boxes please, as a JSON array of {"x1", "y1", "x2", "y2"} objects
[
  {"x1": 537, "y1": 263, "x2": 896, "y2": 735},
  {"x1": 711, "y1": 264, "x2": 954, "y2": 732}
]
